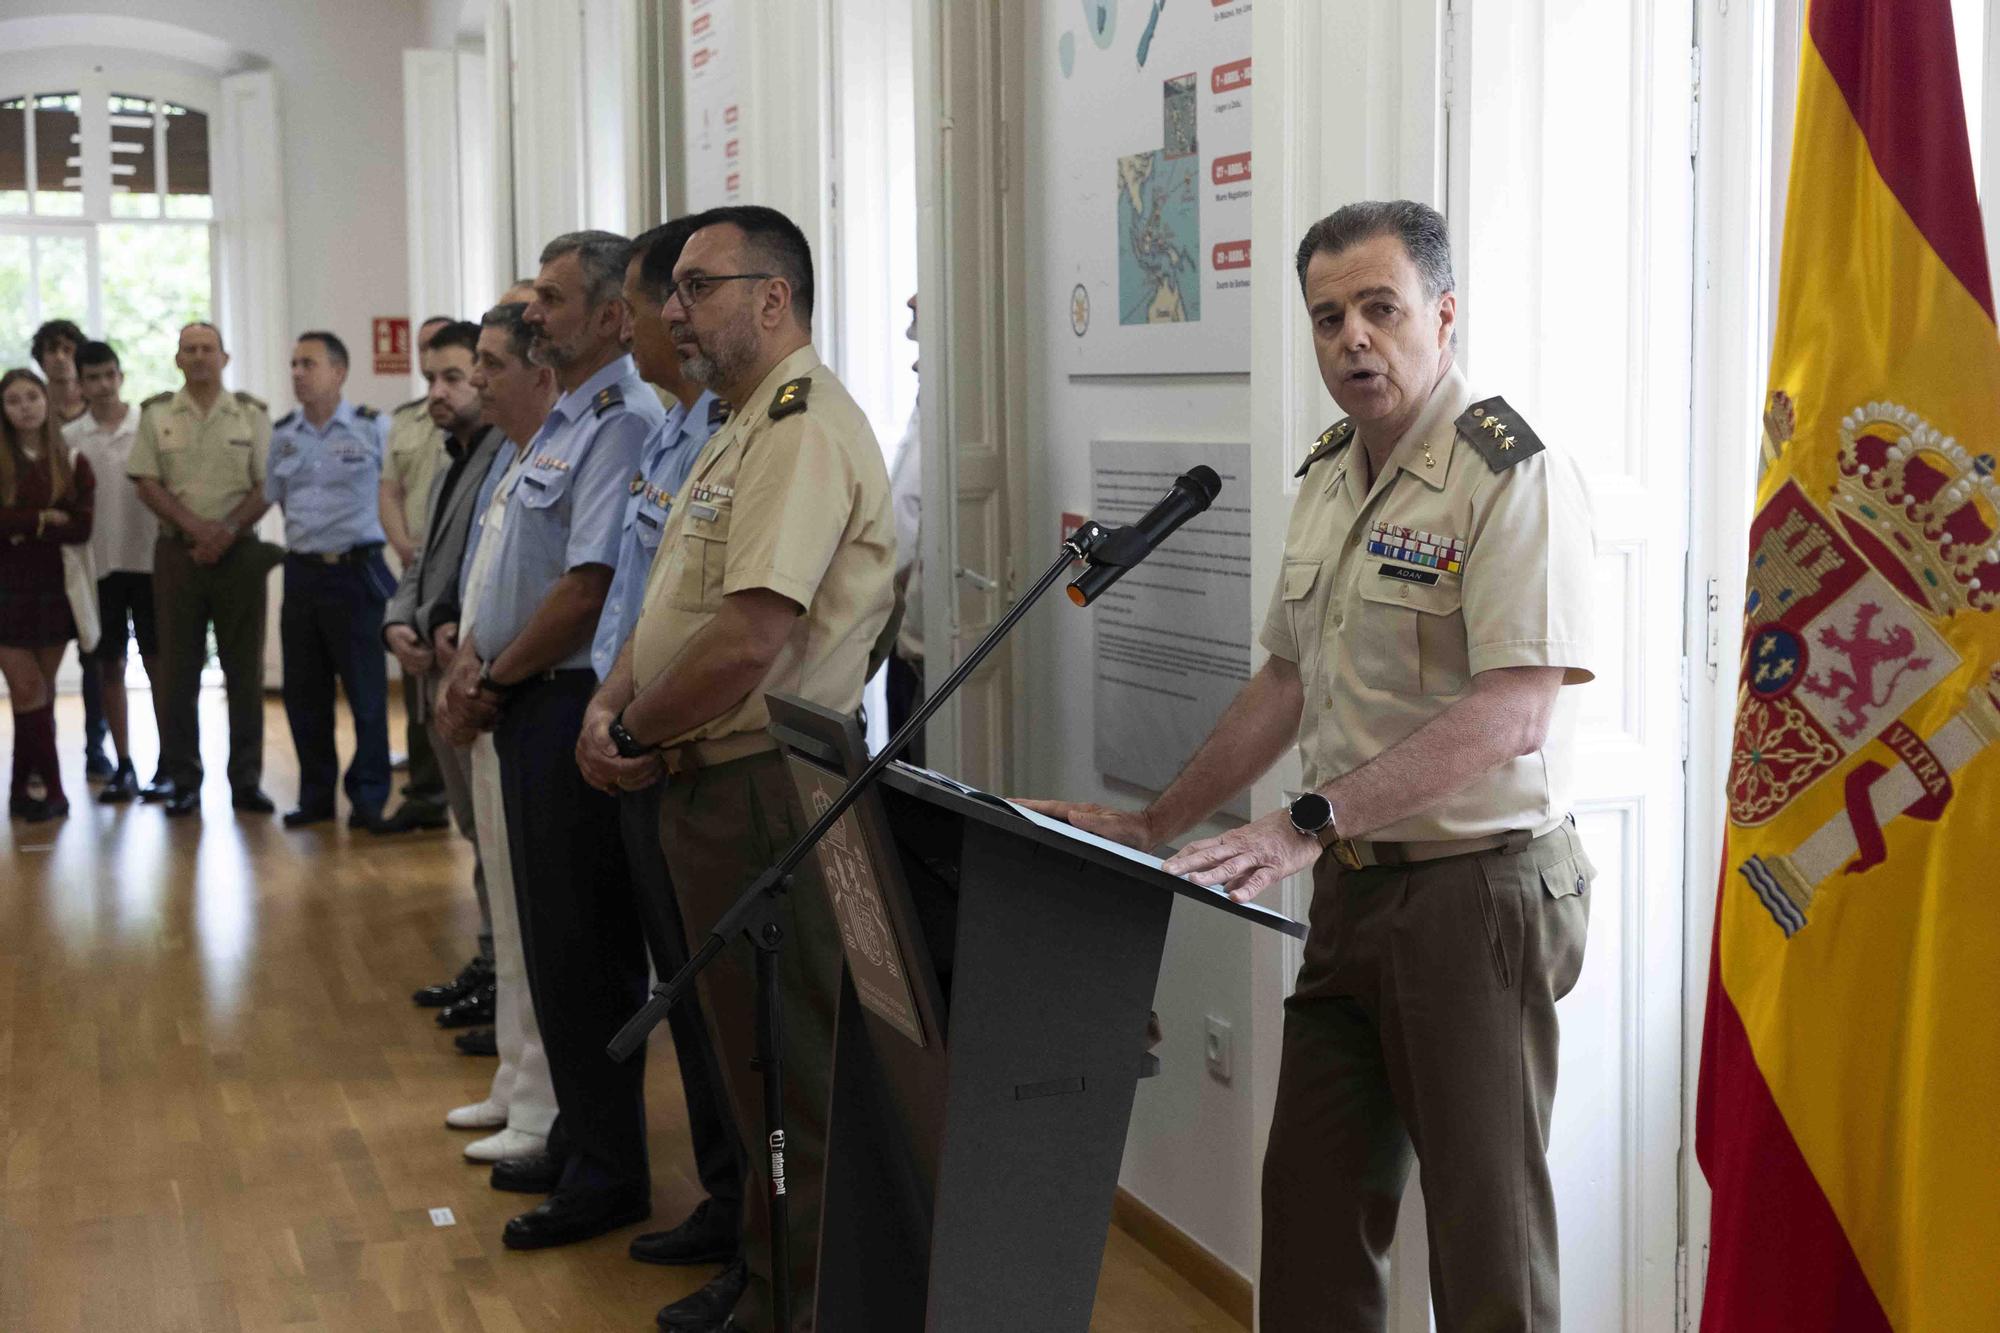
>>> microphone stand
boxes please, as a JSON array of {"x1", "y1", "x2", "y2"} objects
[{"x1": 606, "y1": 520, "x2": 1114, "y2": 1331}]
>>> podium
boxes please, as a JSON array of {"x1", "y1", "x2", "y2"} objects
[{"x1": 768, "y1": 696, "x2": 1302, "y2": 1332}]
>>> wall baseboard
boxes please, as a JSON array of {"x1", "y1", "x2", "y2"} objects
[{"x1": 1112, "y1": 1186, "x2": 1253, "y2": 1329}]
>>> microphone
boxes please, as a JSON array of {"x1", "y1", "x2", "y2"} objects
[{"x1": 1066, "y1": 466, "x2": 1222, "y2": 607}]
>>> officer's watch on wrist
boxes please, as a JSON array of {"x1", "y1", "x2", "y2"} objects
[
  {"x1": 1289, "y1": 791, "x2": 1336, "y2": 841},
  {"x1": 476, "y1": 661, "x2": 515, "y2": 699},
  {"x1": 608, "y1": 709, "x2": 651, "y2": 759}
]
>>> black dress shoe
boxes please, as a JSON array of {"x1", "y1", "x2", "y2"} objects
[
  {"x1": 164, "y1": 787, "x2": 201, "y2": 818},
  {"x1": 455, "y1": 1027, "x2": 498, "y2": 1056},
  {"x1": 490, "y1": 1152, "x2": 564, "y2": 1194},
  {"x1": 375, "y1": 802, "x2": 451, "y2": 834},
  {"x1": 85, "y1": 750, "x2": 114, "y2": 782},
  {"x1": 347, "y1": 807, "x2": 385, "y2": 832},
  {"x1": 436, "y1": 980, "x2": 495, "y2": 1028},
  {"x1": 99, "y1": 761, "x2": 140, "y2": 804},
  {"x1": 282, "y1": 805, "x2": 335, "y2": 828},
  {"x1": 414, "y1": 956, "x2": 493, "y2": 1007},
  {"x1": 629, "y1": 1198, "x2": 739, "y2": 1267},
  {"x1": 502, "y1": 1185, "x2": 650, "y2": 1250},
  {"x1": 657, "y1": 1258, "x2": 748, "y2": 1331},
  {"x1": 233, "y1": 789, "x2": 277, "y2": 814},
  {"x1": 20, "y1": 797, "x2": 69, "y2": 824},
  {"x1": 139, "y1": 773, "x2": 176, "y2": 803}
]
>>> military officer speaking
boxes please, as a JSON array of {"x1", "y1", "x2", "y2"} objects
[
  {"x1": 127, "y1": 321, "x2": 280, "y2": 819},
  {"x1": 579, "y1": 204, "x2": 896, "y2": 1333},
  {"x1": 1025, "y1": 201, "x2": 1599, "y2": 1332},
  {"x1": 266, "y1": 331, "x2": 396, "y2": 830}
]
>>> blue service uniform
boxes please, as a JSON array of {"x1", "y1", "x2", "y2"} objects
[
  {"x1": 267, "y1": 399, "x2": 396, "y2": 817},
  {"x1": 478, "y1": 356, "x2": 665, "y2": 1195},
  {"x1": 585, "y1": 390, "x2": 747, "y2": 1228}
]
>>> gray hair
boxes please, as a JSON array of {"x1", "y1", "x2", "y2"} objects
[
  {"x1": 479, "y1": 302, "x2": 534, "y2": 363},
  {"x1": 1294, "y1": 200, "x2": 1455, "y2": 302},
  {"x1": 538, "y1": 230, "x2": 633, "y2": 307}
]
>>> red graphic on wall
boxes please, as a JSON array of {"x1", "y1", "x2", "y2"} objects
[
  {"x1": 1212, "y1": 58, "x2": 1252, "y2": 94},
  {"x1": 1213, "y1": 241, "x2": 1251, "y2": 271},
  {"x1": 372, "y1": 317, "x2": 410, "y2": 376},
  {"x1": 1212, "y1": 152, "x2": 1251, "y2": 185}
]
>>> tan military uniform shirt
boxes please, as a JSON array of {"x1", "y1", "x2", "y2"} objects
[
  {"x1": 384, "y1": 398, "x2": 446, "y2": 544},
  {"x1": 1260, "y1": 364, "x2": 1597, "y2": 842},
  {"x1": 126, "y1": 387, "x2": 273, "y2": 534},
  {"x1": 630, "y1": 345, "x2": 896, "y2": 746}
]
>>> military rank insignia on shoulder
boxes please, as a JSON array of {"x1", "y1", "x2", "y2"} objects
[
  {"x1": 273, "y1": 409, "x2": 300, "y2": 429},
  {"x1": 1295, "y1": 418, "x2": 1354, "y2": 478},
  {"x1": 355, "y1": 404, "x2": 379, "y2": 420},
  {"x1": 395, "y1": 395, "x2": 427, "y2": 415},
  {"x1": 234, "y1": 390, "x2": 267, "y2": 413},
  {"x1": 708, "y1": 397, "x2": 731, "y2": 429},
  {"x1": 769, "y1": 377, "x2": 812, "y2": 420},
  {"x1": 141, "y1": 390, "x2": 174, "y2": 411},
  {"x1": 1455, "y1": 396, "x2": 1545, "y2": 472},
  {"x1": 592, "y1": 385, "x2": 624, "y2": 417}
]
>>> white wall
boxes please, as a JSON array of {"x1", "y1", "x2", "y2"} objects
[
  {"x1": 1019, "y1": 5, "x2": 1263, "y2": 1278},
  {"x1": 9, "y1": 0, "x2": 427, "y2": 414}
]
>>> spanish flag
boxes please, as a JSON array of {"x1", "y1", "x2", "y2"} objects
[{"x1": 1696, "y1": 1, "x2": 2000, "y2": 1329}]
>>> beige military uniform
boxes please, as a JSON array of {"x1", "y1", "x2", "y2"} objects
[
  {"x1": 384, "y1": 398, "x2": 445, "y2": 545},
  {"x1": 126, "y1": 387, "x2": 272, "y2": 533},
  {"x1": 1257, "y1": 363, "x2": 1599, "y2": 1333},
  {"x1": 631, "y1": 344, "x2": 893, "y2": 1333},
  {"x1": 126, "y1": 385, "x2": 276, "y2": 797},
  {"x1": 631, "y1": 344, "x2": 896, "y2": 744},
  {"x1": 1260, "y1": 362, "x2": 1597, "y2": 843}
]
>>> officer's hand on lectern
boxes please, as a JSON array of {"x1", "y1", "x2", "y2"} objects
[
  {"x1": 1163, "y1": 809, "x2": 1321, "y2": 903},
  {"x1": 1013, "y1": 798, "x2": 1159, "y2": 853}
]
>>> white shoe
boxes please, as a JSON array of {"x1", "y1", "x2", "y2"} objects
[
  {"x1": 444, "y1": 1098, "x2": 509, "y2": 1130},
  {"x1": 463, "y1": 1126, "x2": 548, "y2": 1162}
]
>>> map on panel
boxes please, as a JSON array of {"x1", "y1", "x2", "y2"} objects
[{"x1": 1050, "y1": 0, "x2": 1252, "y2": 372}]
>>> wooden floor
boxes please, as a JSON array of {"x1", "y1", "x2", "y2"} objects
[{"x1": 1, "y1": 691, "x2": 1245, "y2": 1332}]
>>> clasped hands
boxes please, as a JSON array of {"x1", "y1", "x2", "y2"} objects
[
  {"x1": 575, "y1": 701, "x2": 665, "y2": 795},
  {"x1": 1012, "y1": 799, "x2": 1321, "y2": 902}
]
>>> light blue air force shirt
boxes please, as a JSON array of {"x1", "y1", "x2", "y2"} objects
[
  {"x1": 589, "y1": 389, "x2": 723, "y2": 679},
  {"x1": 265, "y1": 398, "x2": 390, "y2": 553},
  {"x1": 468, "y1": 355, "x2": 664, "y2": 670}
]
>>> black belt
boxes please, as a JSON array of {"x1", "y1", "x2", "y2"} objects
[{"x1": 286, "y1": 542, "x2": 384, "y2": 567}]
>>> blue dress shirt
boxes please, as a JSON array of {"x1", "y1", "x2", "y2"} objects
[
  {"x1": 265, "y1": 398, "x2": 390, "y2": 553},
  {"x1": 589, "y1": 389, "x2": 721, "y2": 679},
  {"x1": 468, "y1": 355, "x2": 664, "y2": 670}
]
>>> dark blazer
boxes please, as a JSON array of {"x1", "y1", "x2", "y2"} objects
[{"x1": 382, "y1": 424, "x2": 506, "y2": 646}]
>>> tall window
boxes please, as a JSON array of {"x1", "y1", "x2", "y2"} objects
[{"x1": 0, "y1": 89, "x2": 216, "y2": 400}]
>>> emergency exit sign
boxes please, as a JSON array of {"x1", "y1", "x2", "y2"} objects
[{"x1": 373, "y1": 317, "x2": 411, "y2": 375}]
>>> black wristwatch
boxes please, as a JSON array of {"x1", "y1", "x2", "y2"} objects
[
  {"x1": 476, "y1": 661, "x2": 517, "y2": 699},
  {"x1": 1289, "y1": 791, "x2": 1336, "y2": 841},
  {"x1": 608, "y1": 709, "x2": 651, "y2": 759}
]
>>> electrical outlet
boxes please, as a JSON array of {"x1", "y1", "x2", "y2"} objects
[{"x1": 1204, "y1": 1015, "x2": 1233, "y2": 1083}]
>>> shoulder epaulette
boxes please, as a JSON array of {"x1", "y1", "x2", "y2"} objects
[
  {"x1": 1294, "y1": 418, "x2": 1354, "y2": 479},
  {"x1": 394, "y1": 395, "x2": 427, "y2": 415},
  {"x1": 274, "y1": 409, "x2": 299, "y2": 429},
  {"x1": 355, "y1": 404, "x2": 379, "y2": 420},
  {"x1": 141, "y1": 390, "x2": 173, "y2": 410},
  {"x1": 592, "y1": 385, "x2": 624, "y2": 417},
  {"x1": 1455, "y1": 395, "x2": 1545, "y2": 472},
  {"x1": 234, "y1": 390, "x2": 267, "y2": 413},
  {"x1": 708, "y1": 397, "x2": 731, "y2": 430},
  {"x1": 769, "y1": 377, "x2": 811, "y2": 420}
]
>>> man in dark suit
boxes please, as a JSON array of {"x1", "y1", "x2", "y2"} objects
[{"x1": 382, "y1": 320, "x2": 508, "y2": 1006}]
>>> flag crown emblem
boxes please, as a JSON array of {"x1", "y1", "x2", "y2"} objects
[{"x1": 1830, "y1": 401, "x2": 2000, "y2": 616}]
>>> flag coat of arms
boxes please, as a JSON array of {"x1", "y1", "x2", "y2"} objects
[{"x1": 1698, "y1": 2, "x2": 2000, "y2": 1330}]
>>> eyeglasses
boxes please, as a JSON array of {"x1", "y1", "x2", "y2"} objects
[{"x1": 665, "y1": 272, "x2": 774, "y2": 308}]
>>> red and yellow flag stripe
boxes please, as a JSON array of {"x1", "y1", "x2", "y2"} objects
[{"x1": 1699, "y1": 2, "x2": 2000, "y2": 1331}]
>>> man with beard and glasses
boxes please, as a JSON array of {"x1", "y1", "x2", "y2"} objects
[
  {"x1": 435, "y1": 233, "x2": 665, "y2": 1250},
  {"x1": 581, "y1": 204, "x2": 895, "y2": 1333},
  {"x1": 383, "y1": 320, "x2": 507, "y2": 1014}
]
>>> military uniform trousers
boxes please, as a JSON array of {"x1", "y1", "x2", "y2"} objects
[
  {"x1": 658, "y1": 748, "x2": 843, "y2": 1333},
  {"x1": 620, "y1": 783, "x2": 746, "y2": 1226},
  {"x1": 279, "y1": 550, "x2": 394, "y2": 815},
  {"x1": 425, "y1": 675, "x2": 493, "y2": 962},
  {"x1": 494, "y1": 670, "x2": 651, "y2": 1192},
  {"x1": 1259, "y1": 819, "x2": 1592, "y2": 1333},
  {"x1": 152, "y1": 535, "x2": 276, "y2": 796}
]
